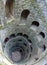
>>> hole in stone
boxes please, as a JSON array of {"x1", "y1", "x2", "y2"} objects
[
  {"x1": 28, "y1": 39, "x2": 32, "y2": 43},
  {"x1": 24, "y1": 43, "x2": 27, "y2": 47},
  {"x1": 18, "y1": 39, "x2": 22, "y2": 41},
  {"x1": 5, "y1": 0, "x2": 14, "y2": 18},
  {"x1": 4, "y1": 37, "x2": 9, "y2": 43},
  {"x1": 39, "y1": 32, "x2": 45, "y2": 38},
  {"x1": 10, "y1": 34, "x2": 15, "y2": 38},
  {"x1": 20, "y1": 49, "x2": 22, "y2": 53},
  {"x1": 21, "y1": 9, "x2": 30, "y2": 19},
  {"x1": 23, "y1": 34, "x2": 28, "y2": 39},
  {"x1": 17, "y1": 33, "x2": 23, "y2": 36},
  {"x1": 32, "y1": 21, "x2": 39, "y2": 27},
  {"x1": 43, "y1": 44, "x2": 46, "y2": 51}
]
